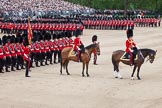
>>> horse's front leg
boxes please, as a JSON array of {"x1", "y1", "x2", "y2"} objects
[
  {"x1": 137, "y1": 66, "x2": 141, "y2": 80},
  {"x1": 131, "y1": 65, "x2": 137, "y2": 80},
  {"x1": 82, "y1": 63, "x2": 85, "y2": 77},
  {"x1": 86, "y1": 62, "x2": 89, "y2": 77}
]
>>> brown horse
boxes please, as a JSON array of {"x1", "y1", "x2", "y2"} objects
[
  {"x1": 60, "y1": 43, "x2": 100, "y2": 77},
  {"x1": 112, "y1": 48, "x2": 157, "y2": 80}
]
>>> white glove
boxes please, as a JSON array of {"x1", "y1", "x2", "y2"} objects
[{"x1": 130, "y1": 50, "x2": 133, "y2": 53}]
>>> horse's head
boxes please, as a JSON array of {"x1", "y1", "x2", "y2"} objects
[
  {"x1": 148, "y1": 50, "x2": 157, "y2": 63},
  {"x1": 95, "y1": 42, "x2": 100, "y2": 55}
]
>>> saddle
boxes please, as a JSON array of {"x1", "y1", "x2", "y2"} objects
[
  {"x1": 68, "y1": 45, "x2": 85, "y2": 57},
  {"x1": 120, "y1": 47, "x2": 138, "y2": 61},
  {"x1": 120, "y1": 52, "x2": 138, "y2": 61}
]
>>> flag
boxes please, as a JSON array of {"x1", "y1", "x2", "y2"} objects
[{"x1": 27, "y1": 17, "x2": 32, "y2": 45}]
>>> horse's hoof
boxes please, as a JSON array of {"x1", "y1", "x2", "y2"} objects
[
  {"x1": 115, "y1": 76, "x2": 118, "y2": 78},
  {"x1": 138, "y1": 78, "x2": 141, "y2": 80},
  {"x1": 87, "y1": 74, "x2": 90, "y2": 77},
  {"x1": 131, "y1": 77, "x2": 134, "y2": 80},
  {"x1": 67, "y1": 73, "x2": 70, "y2": 75},
  {"x1": 82, "y1": 75, "x2": 85, "y2": 77},
  {"x1": 119, "y1": 77, "x2": 123, "y2": 79}
]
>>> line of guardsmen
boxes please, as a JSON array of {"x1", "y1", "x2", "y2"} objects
[
  {"x1": 0, "y1": 21, "x2": 84, "y2": 36},
  {"x1": 82, "y1": 17, "x2": 160, "y2": 30},
  {"x1": 82, "y1": 19, "x2": 134, "y2": 30},
  {"x1": 0, "y1": 31, "x2": 74, "y2": 73},
  {"x1": 134, "y1": 17, "x2": 161, "y2": 27}
]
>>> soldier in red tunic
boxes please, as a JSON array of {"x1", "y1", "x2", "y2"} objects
[
  {"x1": 2, "y1": 36, "x2": 11, "y2": 72},
  {"x1": 73, "y1": 30, "x2": 84, "y2": 62},
  {"x1": 8, "y1": 35, "x2": 16, "y2": 71},
  {"x1": 33, "y1": 35, "x2": 41, "y2": 67},
  {"x1": 39, "y1": 34, "x2": 46, "y2": 66},
  {"x1": 23, "y1": 37, "x2": 31, "y2": 77},
  {"x1": 19, "y1": 36, "x2": 25, "y2": 69},
  {"x1": 92, "y1": 35, "x2": 98, "y2": 65},
  {"x1": 53, "y1": 34, "x2": 59, "y2": 64},
  {"x1": 125, "y1": 29, "x2": 137, "y2": 65},
  {"x1": 44, "y1": 33, "x2": 51, "y2": 65},
  {"x1": 14, "y1": 37, "x2": 22, "y2": 70},
  {"x1": 47, "y1": 34, "x2": 54, "y2": 64},
  {"x1": 67, "y1": 32, "x2": 73, "y2": 48},
  {"x1": 57, "y1": 33, "x2": 64, "y2": 63}
]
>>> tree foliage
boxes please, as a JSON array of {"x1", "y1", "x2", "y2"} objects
[{"x1": 65, "y1": 0, "x2": 162, "y2": 13}]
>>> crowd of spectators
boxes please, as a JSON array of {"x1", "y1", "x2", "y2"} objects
[{"x1": 0, "y1": 0, "x2": 91, "y2": 18}]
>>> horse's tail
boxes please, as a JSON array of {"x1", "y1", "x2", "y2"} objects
[{"x1": 112, "y1": 53, "x2": 117, "y2": 71}]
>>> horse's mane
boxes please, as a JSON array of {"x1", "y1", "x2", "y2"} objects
[
  {"x1": 139, "y1": 48, "x2": 155, "y2": 54},
  {"x1": 85, "y1": 44, "x2": 96, "y2": 49},
  {"x1": 140, "y1": 48, "x2": 154, "y2": 52}
]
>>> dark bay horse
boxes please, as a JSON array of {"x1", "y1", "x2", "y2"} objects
[
  {"x1": 112, "y1": 48, "x2": 157, "y2": 80},
  {"x1": 60, "y1": 43, "x2": 100, "y2": 77}
]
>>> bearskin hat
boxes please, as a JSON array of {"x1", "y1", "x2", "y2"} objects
[
  {"x1": 2, "y1": 35, "x2": 7, "y2": 45},
  {"x1": 48, "y1": 34, "x2": 51, "y2": 40},
  {"x1": 15, "y1": 37, "x2": 19, "y2": 43},
  {"x1": 92, "y1": 35, "x2": 97, "y2": 42},
  {"x1": 127, "y1": 29, "x2": 133, "y2": 38},
  {"x1": 19, "y1": 36, "x2": 23, "y2": 43},
  {"x1": 7, "y1": 35, "x2": 11, "y2": 43},
  {"x1": 75, "y1": 29, "x2": 81, "y2": 37},
  {"x1": 23, "y1": 36, "x2": 29, "y2": 46},
  {"x1": 57, "y1": 34, "x2": 61, "y2": 39},
  {"x1": 10, "y1": 35, "x2": 15, "y2": 43},
  {"x1": 67, "y1": 32, "x2": 72, "y2": 38}
]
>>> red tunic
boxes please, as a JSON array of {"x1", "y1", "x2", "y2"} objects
[
  {"x1": 67, "y1": 38, "x2": 73, "y2": 47},
  {"x1": 33, "y1": 42, "x2": 41, "y2": 53},
  {"x1": 57, "y1": 39, "x2": 63, "y2": 51},
  {"x1": 23, "y1": 46, "x2": 30, "y2": 69},
  {"x1": 44, "y1": 41, "x2": 50, "y2": 52},
  {"x1": 3, "y1": 45, "x2": 11, "y2": 57},
  {"x1": 0, "y1": 47, "x2": 4, "y2": 59},
  {"x1": 23, "y1": 47, "x2": 30, "y2": 61},
  {"x1": 125, "y1": 39, "x2": 136, "y2": 53},
  {"x1": 73, "y1": 37, "x2": 83, "y2": 51},
  {"x1": 15, "y1": 44, "x2": 21, "y2": 56},
  {"x1": 48, "y1": 41, "x2": 54, "y2": 51},
  {"x1": 9, "y1": 44, "x2": 16, "y2": 57},
  {"x1": 53, "y1": 40, "x2": 59, "y2": 51},
  {"x1": 39, "y1": 41, "x2": 45, "y2": 53}
]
